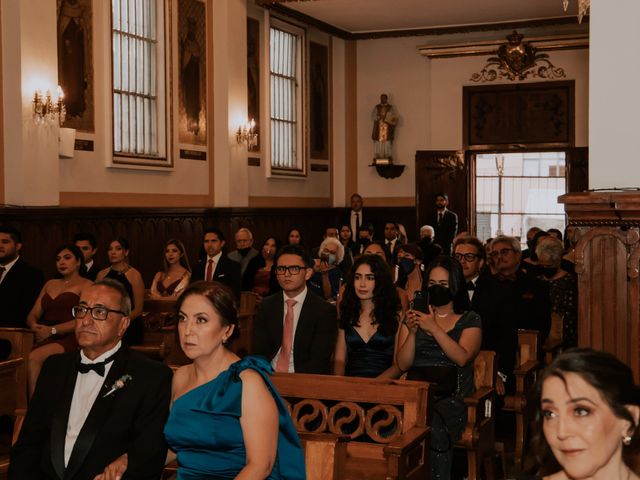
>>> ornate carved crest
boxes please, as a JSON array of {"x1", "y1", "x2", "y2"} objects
[{"x1": 471, "y1": 31, "x2": 566, "y2": 82}]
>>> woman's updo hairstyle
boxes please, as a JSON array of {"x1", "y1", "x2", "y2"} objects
[
  {"x1": 175, "y1": 280, "x2": 240, "y2": 344},
  {"x1": 531, "y1": 348, "x2": 640, "y2": 474}
]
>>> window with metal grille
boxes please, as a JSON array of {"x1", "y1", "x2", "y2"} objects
[
  {"x1": 269, "y1": 22, "x2": 303, "y2": 173},
  {"x1": 475, "y1": 152, "x2": 567, "y2": 244},
  {"x1": 112, "y1": 0, "x2": 167, "y2": 165}
]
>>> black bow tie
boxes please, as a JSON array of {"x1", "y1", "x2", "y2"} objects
[{"x1": 77, "y1": 353, "x2": 117, "y2": 377}]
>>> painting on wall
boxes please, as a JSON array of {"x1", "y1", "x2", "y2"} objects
[
  {"x1": 247, "y1": 17, "x2": 260, "y2": 151},
  {"x1": 57, "y1": 0, "x2": 94, "y2": 132},
  {"x1": 309, "y1": 41, "x2": 329, "y2": 160},
  {"x1": 178, "y1": 0, "x2": 207, "y2": 146}
]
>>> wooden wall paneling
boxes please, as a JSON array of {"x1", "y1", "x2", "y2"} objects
[{"x1": 566, "y1": 147, "x2": 588, "y2": 193}]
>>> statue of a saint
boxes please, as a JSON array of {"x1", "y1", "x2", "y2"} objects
[{"x1": 371, "y1": 94, "x2": 398, "y2": 161}]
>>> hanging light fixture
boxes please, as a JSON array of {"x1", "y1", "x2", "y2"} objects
[{"x1": 563, "y1": 0, "x2": 590, "y2": 24}]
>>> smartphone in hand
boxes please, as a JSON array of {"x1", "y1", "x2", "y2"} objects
[{"x1": 412, "y1": 290, "x2": 429, "y2": 313}]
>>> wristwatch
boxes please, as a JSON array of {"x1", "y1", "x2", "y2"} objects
[{"x1": 50, "y1": 327, "x2": 57, "y2": 336}]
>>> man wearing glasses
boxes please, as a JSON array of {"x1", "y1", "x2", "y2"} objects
[
  {"x1": 11, "y1": 279, "x2": 172, "y2": 480},
  {"x1": 472, "y1": 235, "x2": 550, "y2": 395},
  {"x1": 252, "y1": 244, "x2": 337, "y2": 374},
  {"x1": 452, "y1": 235, "x2": 486, "y2": 301}
]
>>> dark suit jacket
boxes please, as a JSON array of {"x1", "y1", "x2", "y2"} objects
[
  {"x1": 0, "y1": 258, "x2": 44, "y2": 328},
  {"x1": 192, "y1": 254, "x2": 242, "y2": 299},
  {"x1": 10, "y1": 348, "x2": 172, "y2": 480},
  {"x1": 83, "y1": 263, "x2": 100, "y2": 282},
  {"x1": 252, "y1": 290, "x2": 337, "y2": 374},
  {"x1": 430, "y1": 209, "x2": 458, "y2": 254}
]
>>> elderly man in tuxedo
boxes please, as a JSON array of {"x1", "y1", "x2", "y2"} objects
[
  {"x1": 252, "y1": 244, "x2": 337, "y2": 374},
  {"x1": 10, "y1": 279, "x2": 172, "y2": 480}
]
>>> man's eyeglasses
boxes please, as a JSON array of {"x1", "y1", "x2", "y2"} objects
[
  {"x1": 72, "y1": 305, "x2": 127, "y2": 321},
  {"x1": 488, "y1": 248, "x2": 515, "y2": 258},
  {"x1": 275, "y1": 265, "x2": 306, "y2": 275},
  {"x1": 454, "y1": 253, "x2": 479, "y2": 262}
]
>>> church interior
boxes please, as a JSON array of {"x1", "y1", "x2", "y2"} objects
[{"x1": 2, "y1": 0, "x2": 640, "y2": 478}]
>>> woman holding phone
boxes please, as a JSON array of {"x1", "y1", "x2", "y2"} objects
[{"x1": 396, "y1": 255, "x2": 482, "y2": 480}]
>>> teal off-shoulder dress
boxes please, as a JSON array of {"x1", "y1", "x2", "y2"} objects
[{"x1": 164, "y1": 356, "x2": 306, "y2": 479}]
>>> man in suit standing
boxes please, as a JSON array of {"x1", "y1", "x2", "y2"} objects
[
  {"x1": 74, "y1": 232, "x2": 100, "y2": 281},
  {"x1": 252, "y1": 244, "x2": 337, "y2": 374},
  {"x1": 192, "y1": 227, "x2": 241, "y2": 299},
  {"x1": 10, "y1": 279, "x2": 172, "y2": 479},
  {"x1": 345, "y1": 193, "x2": 364, "y2": 242},
  {"x1": 431, "y1": 193, "x2": 458, "y2": 255},
  {"x1": 0, "y1": 226, "x2": 44, "y2": 328},
  {"x1": 383, "y1": 221, "x2": 402, "y2": 263}
]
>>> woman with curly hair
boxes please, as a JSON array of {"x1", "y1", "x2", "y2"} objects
[{"x1": 334, "y1": 254, "x2": 402, "y2": 378}]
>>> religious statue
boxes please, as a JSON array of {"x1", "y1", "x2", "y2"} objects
[
  {"x1": 58, "y1": 0, "x2": 88, "y2": 119},
  {"x1": 181, "y1": 17, "x2": 202, "y2": 137},
  {"x1": 371, "y1": 94, "x2": 398, "y2": 162}
]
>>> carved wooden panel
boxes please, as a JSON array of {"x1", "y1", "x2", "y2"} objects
[
  {"x1": 463, "y1": 81, "x2": 575, "y2": 148},
  {"x1": 0, "y1": 206, "x2": 416, "y2": 285}
]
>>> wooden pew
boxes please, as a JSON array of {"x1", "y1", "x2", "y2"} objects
[
  {"x1": 271, "y1": 373, "x2": 430, "y2": 480},
  {"x1": 454, "y1": 350, "x2": 497, "y2": 480},
  {"x1": 232, "y1": 292, "x2": 259, "y2": 358},
  {"x1": 503, "y1": 329, "x2": 540, "y2": 469},
  {"x1": 542, "y1": 313, "x2": 564, "y2": 365},
  {"x1": 131, "y1": 297, "x2": 177, "y2": 361},
  {"x1": 0, "y1": 328, "x2": 34, "y2": 479}
]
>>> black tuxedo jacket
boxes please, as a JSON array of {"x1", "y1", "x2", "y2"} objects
[
  {"x1": 0, "y1": 258, "x2": 44, "y2": 328},
  {"x1": 83, "y1": 263, "x2": 100, "y2": 282},
  {"x1": 430, "y1": 209, "x2": 458, "y2": 254},
  {"x1": 192, "y1": 255, "x2": 242, "y2": 298},
  {"x1": 10, "y1": 347, "x2": 172, "y2": 480},
  {"x1": 251, "y1": 290, "x2": 337, "y2": 374}
]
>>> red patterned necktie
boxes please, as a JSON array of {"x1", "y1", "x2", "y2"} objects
[{"x1": 276, "y1": 299, "x2": 297, "y2": 373}]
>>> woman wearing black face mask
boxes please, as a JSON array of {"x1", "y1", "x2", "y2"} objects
[
  {"x1": 396, "y1": 255, "x2": 482, "y2": 480},
  {"x1": 535, "y1": 237, "x2": 577, "y2": 348},
  {"x1": 395, "y1": 243, "x2": 424, "y2": 300}
]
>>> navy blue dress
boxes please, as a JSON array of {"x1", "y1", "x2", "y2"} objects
[
  {"x1": 343, "y1": 323, "x2": 395, "y2": 377},
  {"x1": 164, "y1": 356, "x2": 306, "y2": 480}
]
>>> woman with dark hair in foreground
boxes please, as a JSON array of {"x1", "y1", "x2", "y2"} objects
[{"x1": 529, "y1": 348, "x2": 640, "y2": 480}]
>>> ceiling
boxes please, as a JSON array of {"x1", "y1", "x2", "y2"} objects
[{"x1": 282, "y1": 0, "x2": 582, "y2": 34}]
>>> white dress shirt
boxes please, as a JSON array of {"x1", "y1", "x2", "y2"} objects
[
  {"x1": 270, "y1": 287, "x2": 308, "y2": 373},
  {"x1": 0, "y1": 255, "x2": 20, "y2": 284},
  {"x1": 65, "y1": 342, "x2": 122, "y2": 466}
]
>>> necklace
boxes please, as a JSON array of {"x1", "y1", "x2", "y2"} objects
[{"x1": 436, "y1": 312, "x2": 449, "y2": 318}]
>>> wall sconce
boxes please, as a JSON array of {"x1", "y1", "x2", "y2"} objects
[
  {"x1": 33, "y1": 86, "x2": 66, "y2": 126},
  {"x1": 236, "y1": 119, "x2": 258, "y2": 150}
]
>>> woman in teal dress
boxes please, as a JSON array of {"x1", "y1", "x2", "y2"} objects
[
  {"x1": 396, "y1": 255, "x2": 482, "y2": 480},
  {"x1": 164, "y1": 281, "x2": 305, "y2": 480}
]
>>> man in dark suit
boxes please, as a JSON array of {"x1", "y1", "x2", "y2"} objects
[
  {"x1": 383, "y1": 221, "x2": 402, "y2": 264},
  {"x1": 344, "y1": 193, "x2": 364, "y2": 242},
  {"x1": 252, "y1": 244, "x2": 337, "y2": 374},
  {"x1": 430, "y1": 192, "x2": 458, "y2": 255},
  {"x1": 192, "y1": 227, "x2": 242, "y2": 299},
  {"x1": 10, "y1": 279, "x2": 172, "y2": 480},
  {"x1": 74, "y1": 232, "x2": 100, "y2": 281},
  {"x1": 0, "y1": 226, "x2": 44, "y2": 328}
]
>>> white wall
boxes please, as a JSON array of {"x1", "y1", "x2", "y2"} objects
[
  {"x1": 589, "y1": 0, "x2": 640, "y2": 189},
  {"x1": 356, "y1": 36, "x2": 589, "y2": 201}
]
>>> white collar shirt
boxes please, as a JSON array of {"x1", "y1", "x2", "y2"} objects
[
  {"x1": 0, "y1": 255, "x2": 20, "y2": 284},
  {"x1": 270, "y1": 287, "x2": 308, "y2": 373},
  {"x1": 65, "y1": 341, "x2": 122, "y2": 467}
]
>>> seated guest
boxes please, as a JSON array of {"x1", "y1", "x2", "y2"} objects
[
  {"x1": 26, "y1": 244, "x2": 93, "y2": 398},
  {"x1": 397, "y1": 255, "x2": 481, "y2": 480},
  {"x1": 149, "y1": 239, "x2": 191, "y2": 298},
  {"x1": 383, "y1": 221, "x2": 402, "y2": 260},
  {"x1": 0, "y1": 225, "x2": 44, "y2": 328},
  {"x1": 484, "y1": 238, "x2": 498, "y2": 275},
  {"x1": 252, "y1": 245, "x2": 337, "y2": 374},
  {"x1": 361, "y1": 241, "x2": 409, "y2": 314},
  {"x1": 73, "y1": 232, "x2": 100, "y2": 281},
  {"x1": 312, "y1": 226, "x2": 353, "y2": 275},
  {"x1": 339, "y1": 223, "x2": 360, "y2": 259},
  {"x1": 228, "y1": 227, "x2": 259, "y2": 282},
  {"x1": 243, "y1": 236, "x2": 281, "y2": 299},
  {"x1": 191, "y1": 228, "x2": 241, "y2": 299},
  {"x1": 522, "y1": 230, "x2": 551, "y2": 275},
  {"x1": 547, "y1": 228, "x2": 563, "y2": 242},
  {"x1": 473, "y1": 235, "x2": 551, "y2": 395},
  {"x1": 535, "y1": 237, "x2": 578, "y2": 348},
  {"x1": 286, "y1": 227, "x2": 304, "y2": 247},
  {"x1": 165, "y1": 282, "x2": 305, "y2": 479},
  {"x1": 96, "y1": 237, "x2": 145, "y2": 345},
  {"x1": 396, "y1": 243, "x2": 425, "y2": 300},
  {"x1": 308, "y1": 237, "x2": 344, "y2": 301},
  {"x1": 334, "y1": 255, "x2": 402, "y2": 378},
  {"x1": 417, "y1": 225, "x2": 443, "y2": 266},
  {"x1": 521, "y1": 226, "x2": 542, "y2": 260},
  {"x1": 453, "y1": 235, "x2": 486, "y2": 301},
  {"x1": 531, "y1": 349, "x2": 640, "y2": 480},
  {"x1": 11, "y1": 280, "x2": 172, "y2": 480},
  {"x1": 356, "y1": 223, "x2": 375, "y2": 254}
]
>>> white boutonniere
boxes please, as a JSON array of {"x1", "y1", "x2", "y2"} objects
[{"x1": 103, "y1": 374, "x2": 132, "y2": 398}]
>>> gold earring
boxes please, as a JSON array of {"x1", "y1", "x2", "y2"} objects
[{"x1": 623, "y1": 435, "x2": 632, "y2": 446}]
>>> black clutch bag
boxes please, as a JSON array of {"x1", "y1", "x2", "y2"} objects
[{"x1": 406, "y1": 365, "x2": 458, "y2": 397}]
